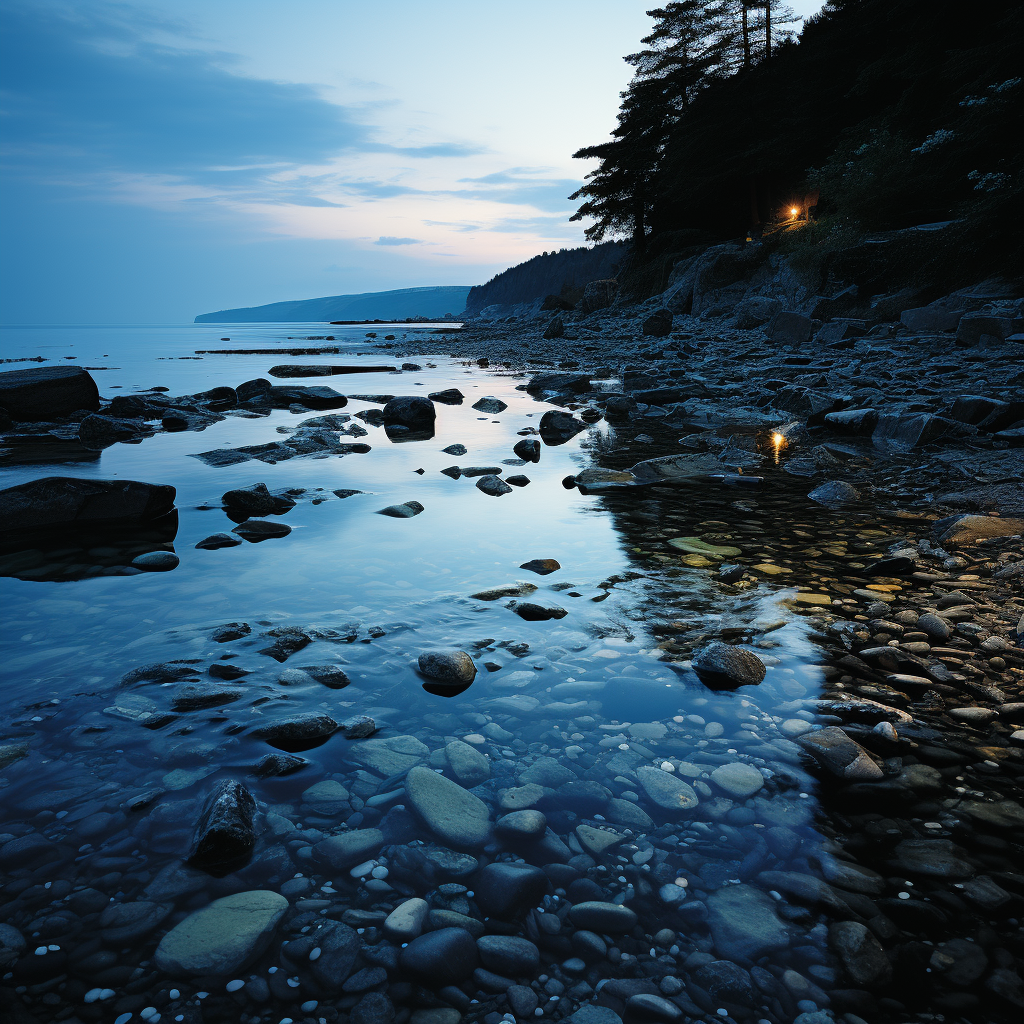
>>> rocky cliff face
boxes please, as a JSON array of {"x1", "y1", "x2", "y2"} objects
[{"x1": 464, "y1": 242, "x2": 625, "y2": 313}]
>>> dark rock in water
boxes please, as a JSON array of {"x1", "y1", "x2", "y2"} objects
[
  {"x1": 513, "y1": 438, "x2": 541, "y2": 462},
  {"x1": 692, "y1": 641, "x2": 766, "y2": 688},
  {"x1": 196, "y1": 532, "x2": 243, "y2": 549},
  {"x1": 719, "y1": 563, "x2": 744, "y2": 583},
  {"x1": 0, "y1": 365, "x2": 100, "y2": 420},
  {"x1": 300, "y1": 664, "x2": 351, "y2": 689},
  {"x1": 383, "y1": 395, "x2": 435, "y2": 434},
  {"x1": 543, "y1": 316, "x2": 564, "y2": 340},
  {"x1": 429, "y1": 389, "x2": 464, "y2": 405},
  {"x1": 512, "y1": 601, "x2": 567, "y2": 621},
  {"x1": 473, "y1": 862, "x2": 548, "y2": 918},
  {"x1": 477, "y1": 935, "x2": 540, "y2": 976},
  {"x1": 212, "y1": 622, "x2": 250, "y2": 643},
  {"x1": 254, "y1": 712, "x2": 338, "y2": 751},
  {"x1": 350, "y1": 991, "x2": 393, "y2": 1024},
  {"x1": 120, "y1": 660, "x2": 199, "y2": 685},
  {"x1": 443, "y1": 443, "x2": 468, "y2": 455},
  {"x1": 310, "y1": 920, "x2": 361, "y2": 991},
  {"x1": 828, "y1": 921, "x2": 892, "y2": 988},
  {"x1": 377, "y1": 500, "x2": 424, "y2": 518},
  {"x1": 935, "y1": 513, "x2": 1024, "y2": 546},
  {"x1": 693, "y1": 960, "x2": 756, "y2": 1007},
  {"x1": 209, "y1": 662, "x2": 249, "y2": 680},
  {"x1": 188, "y1": 779, "x2": 257, "y2": 874},
  {"x1": 267, "y1": 384, "x2": 348, "y2": 409},
  {"x1": 400, "y1": 927, "x2": 478, "y2": 985},
  {"x1": 253, "y1": 753, "x2": 308, "y2": 777},
  {"x1": 569, "y1": 902, "x2": 637, "y2": 932},
  {"x1": 562, "y1": 474, "x2": 577, "y2": 488},
  {"x1": 190, "y1": 448, "x2": 252, "y2": 467},
  {"x1": 706, "y1": 884, "x2": 789, "y2": 960},
  {"x1": 78, "y1": 413, "x2": 148, "y2": 449},
  {"x1": 341, "y1": 715, "x2": 377, "y2": 738},
  {"x1": 894, "y1": 838, "x2": 974, "y2": 879},
  {"x1": 642, "y1": 308, "x2": 673, "y2": 337},
  {"x1": 131, "y1": 550, "x2": 179, "y2": 570},
  {"x1": 604, "y1": 394, "x2": 638, "y2": 420},
  {"x1": 172, "y1": 683, "x2": 242, "y2": 710},
  {"x1": 0, "y1": 476, "x2": 175, "y2": 533},
  {"x1": 405, "y1": 765, "x2": 491, "y2": 848},
  {"x1": 539, "y1": 410, "x2": 587, "y2": 446},
  {"x1": 441, "y1": 466, "x2": 462, "y2": 479},
  {"x1": 222, "y1": 482, "x2": 296, "y2": 517},
  {"x1": 528, "y1": 372, "x2": 592, "y2": 395},
  {"x1": 477, "y1": 475, "x2": 512, "y2": 496},
  {"x1": 872, "y1": 412, "x2": 976, "y2": 451},
  {"x1": 917, "y1": 612, "x2": 952, "y2": 641},
  {"x1": 520, "y1": 558, "x2": 560, "y2": 575},
  {"x1": 797, "y1": 726, "x2": 882, "y2": 781},
  {"x1": 472, "y1": 396, "x2": 507, "y2": 414},
  {"x1": 98, "y1": 901, "x2": 173, "y2": 944},
  {"x1": 232, "y1": 519, "x2": 291, "y2": 541},
  {"x1": 332, "y1": 488, "x2": 363, "y2": 499},
  {"x1": 419, "y1": 650, "x2": 477, "y2": 685},
  {"x1": 506, "y1": 474, "x2": 530, "y2": 487},
  {"x1": 259, "y1": 626, "x2": 311, "y2": 661},
  {"x1": 460, "y1": 465, "x2": 503, "y2": 477},
  {"x1": 824, "y1": 408, "x2": 879, "y2": 434},
  {"x1": 624, "y1": 993, "x2": 683, "y2": 1021},
  {"x1": 808, "y1": 480, "x2": 860, "y2": 508}
]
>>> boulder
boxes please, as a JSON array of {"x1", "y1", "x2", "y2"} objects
[
  {"x1": 872, "y1": 412, "x2": 976, "y2": 450},
  {"x1": 400, "y1": 927, "x2": 478, "y2": 984},
  {"x1": 543, "y1": 316, "x2": 564, "y2": 340},
  {"x1": 428, "y1": 388, "x2": 464, "y2": 405},
  {"x1": 935, "y1": 514, "x2": 1024, "y2": 546},
  {"x1": 642, "y1": 308, "x2": 673, "y2": 337},
  {"x1": 187, "y1": 780, "x2": 257, "y2": 873},
  {"x1": 823, "y1": 408, "x2": 878, "y2": 434},
  {"x1": 222, "y1": 482, "x2": 296, "y2": 517},
  {"x1": 476, "y1": 474, "x2": 512, "y2": 496},
  {"x1": 472, "y1": 396, "x2": 507, "y2": 414},
  {"x1": 797, "y1": 727, "x2": 882, "y2": 780},
  {"x1": 955, "y1": 312, "x2": 1018, "y2": 347},
  {"x1": 828, "y1": 921, "x2": 892, "y2": 988},
  {"x1": 901, "y1": 304, "x2": 964, "y2": 332},
  {"x1": 539, "y1": 410, "x2": 587, "y2": 446},
  {"x1": 154, "y1": 890, "x2": 287, "y2": 976},
  {"x1": 0, "y1": 477, "x2": 175, "y2": 533},
  {"x1": 636, "y1": 766, "x2": 699, "y2": 811},
  {"x1": 418, "y1": 651, "x2": 477, "y2": 685},
  {"x1": 770, "y1": 311, "x2": 814, "y2": 344},
  {"x1": 473, "y1": 862, "x2": 548, "y2": 918},
  {"x1": 314, "y1": 829, "x2": 385, "y2": 870},
  {"x1": 78, "y1": 413, "x2": 148, "y2": 449},
  {"x1": 513, "y1": 438, "x2": 541, "y2": 462},
  {"x1": 579, "y1": 279, "x2": 618, "y2": 313},
  {"x1": 706, "y1": 884, "x2": 789, "y2": 961},
  {"x1": 383, "y1": 396, "x2": 436, "y2": 433},
  {"x1": 0, "y1": 365, "x2": 99, "y2": 421},
  {"x1": 808, "y1": 480, "x2": 860, "y2": 508},
  {"x1": 527, "y1": 373, "x2": 591, "y2": 395},
  {"x1": 377, "y1": 500, "x2": 424, "y2": 518},
  {"x1": 691, "y1": 642, "x2": 766, "y2": 688}
]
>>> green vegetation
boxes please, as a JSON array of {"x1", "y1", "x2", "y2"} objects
[{"x1": 571, "y1": 0, "x2": 1022, "y2": 294}]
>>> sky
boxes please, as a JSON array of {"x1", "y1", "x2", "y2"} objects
[{"x1": 0, "y1": 0, "x2": 824, "y2": 323}]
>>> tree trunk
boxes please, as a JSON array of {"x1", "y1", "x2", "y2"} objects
[
  {"x1": 742, "y1": 4, "x2": 750, "y2": 67},
  {"x1": 765, "y1": 1, "x2": 772, "y2": 62}
]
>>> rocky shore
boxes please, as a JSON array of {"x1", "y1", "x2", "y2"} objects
[{"x1": 1, "y1": 265, "x2": 1023, "y2": 1024}]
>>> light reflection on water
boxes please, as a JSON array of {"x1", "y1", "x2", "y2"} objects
[{"x1": 0, "y1": 323, "x2": 842, "y2": 1018}]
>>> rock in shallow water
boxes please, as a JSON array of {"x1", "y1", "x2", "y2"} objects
[
  {"x1": 377, "y1": 500, "x2": 424, "y2": 518},
  {"x1": 637, "y1": 766, "x2": 699, "y2": 811},
  {"x1": 314, "y1": 829, "x2": 385, "y2": 870},
  {"x1": 828, "y1": 920, "x2": 892, "y2": 988},
  {"x1": 692, "y1": 641, "x2": 766, "y2": 688},
  {"x1": 418, "y1": 650, "x2": 476, "y2": 685},
  {"x1": 710, "y1": 762, "x2": 765, "y2": 799},
  {"x1": 476, "y1": 474, "x2": 513, "y2": 496},
  {"x1": 400, "y1": 927, "x2": 478, "y2": 984},
  {"x1": 0, "y1": 364, "x2": 99, "y2": 420},
  {"x1": 473, "y1": 862, "x2": 548, "y2": 918},
  {"x1": 568, "y1": 901, "x2": 637, "y2": 932},
  {"x1": 196, "y1": 532, "x2": 242, "y2": 549},
  {"x1": 706, "y1": 884, "x2": 789, "y2": 960},
  {"x1": 232, "y1": 519, "x2": 291, "y2": 541},
  {"x1": 187, "y1": 779, "x2": 257, "y2": 873},
  {"x1": 154, "y1": 890, "x2": 288, "y2": 976},
  {"x1": 405, "y1": 765, "x2": 491, "y2": 848}
]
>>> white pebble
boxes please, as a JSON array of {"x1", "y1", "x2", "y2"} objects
[
  {"x1": 226, "y1": 980, "x2": 244, "y2": 992},
  {"x1": 300, "y1": 1001, "x2": 318, "y2": 1013},
  {"x1": 309, "y1": 947, "x2": 321, "y2": 961},
  {"x1": 168, "y1": 990, "x2": 179, "y2": 1000},
  {"x1": 115, "y1": 1015, "x2": 133, "y2": 1024},
  {"x1": 34, "y1": 947, "x2": 47, "y2": 956},
  {"x1": 140, "y1": 1009, "x2": 158, "y2": 1022},
  {"x1": 371, "y1": 866, "x2": 389, "y2": 879}
]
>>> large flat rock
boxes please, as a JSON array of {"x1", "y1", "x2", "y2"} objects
[
  {"x1": 0, "y1": 365, "x2": 100, "y2": 421},
  {"x1": 405, "y1": 765, "x2": 491, "y2": 848},
  {"x1": 0, "y1": 477, "x2": 176, "y2": 533}
]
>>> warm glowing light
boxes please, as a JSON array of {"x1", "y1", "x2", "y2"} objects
[
  {"x1": 772, "y1": 431, "x2": 785, "y2": 445},
  {"x1": 790, "y1": 206, "x2": 799, "y2": 217}
]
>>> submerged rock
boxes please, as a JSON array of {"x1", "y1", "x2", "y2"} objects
[
  {"x1": 797, "y1": 726, "x2": 882, "y2": 780},
  {"x1": 400, "y1": 927, "x2": 478, "y2": 984},
  {"x1": 706, "y1": 884, "x2": 789, "y2": 960},
  {"x1": 231, "y1": 519, "x2": 291, "y2": 541},
  {"x1": 405, "y1": 765, "x2": 491, "y2": 848},
  {"x1": 476, "y1": 474, "x2": 512, "y2": 496},
  {"x1": 222, "y1": 482, "x2": 295, "y2": 517},
  {"x1": 539, "y1": 410, "x2": 587, "y2": 446},
  {"x1": 253, "y1": 712, "x2": 338, "y2": 751},
  {"x1": 196, "y1": 532, "x2": 242, "y2": 549},
  {"x1": 637, "y1": 767, "x2": 699, "y2": 811},
  {"x1": 808, "y1": 480, "x2": 860, "y2": 508},
  {"x1": 155, "y1": 890, "x2": 288, "y2": 975}
]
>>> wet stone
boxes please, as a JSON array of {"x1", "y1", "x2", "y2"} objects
[
  {"x1": 400, "y1": 927, "x2": 478, "y2": 984},
  {"x1": 692, "y1": 641, "x2": 766, "y2": 687},
  {"x1": 419, "y1": 650, "x2": 477, "y2": 685},
  {"x1": 404, "y1": 765, "x2": 491, "y2": 848},
  {"x1": 637, "y1": 766, "x2": 699, "y2": 811},
  {"x1": 568, "y1": 901, "x2": 637, "y2": 932},
  {"x1": 710, "y1": 761, "x2": 765, "y2": 799}
]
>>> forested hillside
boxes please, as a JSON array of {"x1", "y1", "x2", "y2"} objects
[
  {"x1": 572, "y1": 0, "x2": 1021, "y2": 292},
  {"x1": 464, "y1": 242, "x2": 626, "y2": 312}
]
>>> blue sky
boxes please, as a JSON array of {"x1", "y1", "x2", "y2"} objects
[{"x1": 1, "y1": 1, "x2": 823, "y2": 322}]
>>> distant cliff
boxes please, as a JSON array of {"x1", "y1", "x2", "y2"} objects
[
  {"x1": 195, "y1": 285, "x2": 472, "y2": 323},
  {"x1": 464, "y1": 242, "x2": 626, "y2": 312}
]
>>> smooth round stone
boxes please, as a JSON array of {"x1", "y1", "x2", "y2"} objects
[
  {"x1": 710, "y1": 762, "x2": 765, "y2": 800},
  {"x1": 399, "y1": 927, "x2": 478, "y2": 984},
  {"x1": 383, "y1": 898, "x2": 429, "y2": 941},
  {"x1": 659, "y1": 884, "x2": 687, "y2": 904},
  {"x1": 894, "y1": 839, "x2": 974, "y2": 879},
  {"x1": 477, "y1": 934, "x2": 540, "y2": 976},
  {"x1": 917, "y1": 613, "x2": 952, "y2": 641},
  {"x1": 418, "y1": 650, "x2": 476, "y2": 685},
  {"x1": 131, "y1": 551, "x2": 179, "y2": 570},
  {"x1": 473, "y1": 862, "x2": 548, "y2": 918},
  {"x1": 154, "y1": 891, "x2": 287, "y2": 975},
  {"x1": 195, "y1": 533, "x2": 242, "y2": 549},
  {"x1": 568, "y1": 901, "x2": 637, "y2": 932},
  {"x1": 495, "y1": 810, "x2": 547, "y2": 837},
  {"x1": 499, "y1": 784, "x2": 546, "y2": 810},
  {"x1": 636, "y1": 766, "x2": 699, "y2": 811},
  {"x1": 405, "y1": 766, "x2": 491, "y2": 848},
  {"x1": 781, "y1": 719, "x2": 812, "y2": 738},
  {"x1": 445, "y1": 739, "x2": 490, "y2": 787},
  {"x1": 624, "y1": 993, "x2": 683, "y2": 1021}
]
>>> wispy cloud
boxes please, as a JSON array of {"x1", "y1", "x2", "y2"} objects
[{"x1": 375, "y1": 236, "x2": 421, "y2": 246}]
